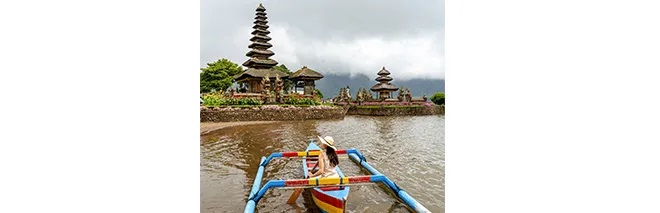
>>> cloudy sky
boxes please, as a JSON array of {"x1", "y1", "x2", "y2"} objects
[{"x1": 201, "y1": 0, "x2": 444, "y2": 80}]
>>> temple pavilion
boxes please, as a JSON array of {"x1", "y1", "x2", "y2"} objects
[
  {"x1": 233, "y1": 3, "x2": 288, "y2": 93},
  {"x1": 290, "y1": 66, "x2": 324, "y2": 96},
  {"x1": 370, "y1": 67, "x2": 399, "y2": 99}
]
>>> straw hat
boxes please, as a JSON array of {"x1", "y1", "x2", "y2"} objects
[{"x1": 317, "y1": 135, "x2": 337, "y2": 150}]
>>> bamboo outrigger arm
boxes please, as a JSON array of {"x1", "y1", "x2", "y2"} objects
[
  {"x1": 245, "y1": 175, "x2": 383, "y2": 212},
  {"x1": 243, "y1": 145, "x2": 430, "y2": 213},
  {"x1": 346, "y1": 153, "x2": 431, "y2": 213}
]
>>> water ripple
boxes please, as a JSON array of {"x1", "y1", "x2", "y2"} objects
[{"x1": 201, "y1": 115, "x2": 444, "y2": 213}]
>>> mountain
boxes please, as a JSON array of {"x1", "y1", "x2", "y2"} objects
[{"x1": 315, "y1": 73, "x2": 444, "y2": 99}]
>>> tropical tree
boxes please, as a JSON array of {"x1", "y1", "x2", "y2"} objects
[
  {"x1": 431, "y1": 92, "x2": 445, "y2": 105},
  {"x1": 200, "y1": 58, "x2": 243, "y2": 93},
  {"x1": 314, "y1": 88, "x2": 324, "y2": 99},
  {"x1": 273, "y1": 64, "x2": 294, "y2": 92}
]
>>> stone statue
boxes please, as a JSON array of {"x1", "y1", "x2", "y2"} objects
[
  {"x1": 261, "y1": 90, "x2": 268, "y2": 103},
  {"x1": 356, "y1": 89, "x2": 364, "y2": 105},
  {"x1": 422, "y1": 94, "x2": 428, "y2": 102},
  {"x1": 275, "y1": 74, "x2": 283, "y2": 92},
  {"x1": 405, "y1": 88, "x2": 412, "y2": 102},
  {"x1": 278, "y1": 90, "x2": 285, "y2": 103},
  {"x1": 261, "y1": 76, "x2": 269, "y2": 102},
  {"x1": 338, "y1": 88, "x2": 345, "y2": 102},
  {"x1": 228, "y1": 87, "x2": 235, "y2": 97},
  {"x1": 264, "y1": 75, "x2": 271, "y2": 90},
  {"x1": 274, "y1": 74, "x2": 283, "y2": 102},
  {"x1": 397, "y1": 88, "x2": 404, "y2": 101},
  {"x1": 365, "y1": 88, "x2": 369, "y2": 101}
]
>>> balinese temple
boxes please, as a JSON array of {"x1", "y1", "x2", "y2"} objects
[
  {"x1": 233, "y1": 3, "x2": 288, "y2": 93},
  {"x1": 290, "y1": 66, "x2": 324, "y2": 95},
  {"x1": 370, "y1": 67, "x2": 399, "y2": 99}
]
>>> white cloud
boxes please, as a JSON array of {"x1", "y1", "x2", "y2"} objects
[
  {"x1": 233, "y1": 24, "x2": 444, "y2": 80},
  {"x1": 310, "y1": 35, "x2": 445, "y2": 80},
  {"x1": 268, "y1": 24, "x2": 300, "y2": 66},
  {"x1": 202, "y1": 0, "x2": 444, "y2": 80}
]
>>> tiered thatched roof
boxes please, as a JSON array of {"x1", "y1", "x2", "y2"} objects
[
  {"x1": 371, "y1": 67, "x2": 398, "y2": 91},
  {"x1": 235, "y1": 3, "x2": 288, "y2": 81},
  {"x1": 290, "y1": 66, "x2": 324, "y2": 80}
]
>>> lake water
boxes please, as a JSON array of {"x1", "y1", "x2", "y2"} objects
[{"x1": 201, "y1": 115, "x2": 444, "y2": 213}]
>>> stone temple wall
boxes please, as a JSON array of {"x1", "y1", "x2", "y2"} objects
[
  {"x1": 346, "y1": 105, "x2": 444, "y2": 116},
  {"x1": 200, "y1": 105, "x2": 444, "y2": 122},
  {"x1": 200, "y1": 106, "x2": 348, "y2": 122}
]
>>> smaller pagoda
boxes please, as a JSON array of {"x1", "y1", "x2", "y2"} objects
[
  {"x1": 290, "y1": 66, "x2": 324, "y2": 96},
  {"x1": 370, "y1": 67, "x2": 399, "y2": 100}
]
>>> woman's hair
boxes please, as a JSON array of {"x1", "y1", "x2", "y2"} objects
[{"x1": 326, "y1": 147, "x2": 339, "y2": 167}]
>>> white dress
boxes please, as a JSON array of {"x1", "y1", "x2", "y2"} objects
[{"x1": 320, "y1": 152, "x2": 339, "y2": 178}]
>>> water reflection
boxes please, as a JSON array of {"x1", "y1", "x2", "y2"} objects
[{"x1": 201, "y1": 115, "x2": 444, "y2": 213}]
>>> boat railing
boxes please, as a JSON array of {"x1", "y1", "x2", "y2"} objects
[
  {"x1": 258, "y1": 148, "x2": 367, "y2": 167},
  {"x1": 245, "y1": 175, "x2": 383, "y2": 212},
  {"x1": 346, "y1": 152, "x2": 431, "y2": 213},
  {"x1": 243, "y1": 140, "x2": 431, "y2": 213}
]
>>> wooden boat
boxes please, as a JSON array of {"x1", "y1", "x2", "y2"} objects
[
  {"x1": 303, "y1": 142, "x2": 349, "y2": 213},
  {"x1": 244, "y1": 143, "x2": 430, "y2": 213}
]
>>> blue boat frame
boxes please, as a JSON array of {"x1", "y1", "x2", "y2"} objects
[{"x1": 243, "y1": 140, "x2": 431, "y2": 213}]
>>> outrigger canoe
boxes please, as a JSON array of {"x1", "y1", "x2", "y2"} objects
[
  {"x1": 243, "y1": 140, "x2": 431, "y2": 213},
  {"x1": 303, "y1": 142, "x2": 349, "y2": 213}
]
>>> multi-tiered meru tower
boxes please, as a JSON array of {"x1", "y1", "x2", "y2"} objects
[
  {"x1": 370, "y1": 67, "x2": 399, "y2": 99},
  {"x1": 233, "y1": 3, "x2": 288, "y2": 93}
]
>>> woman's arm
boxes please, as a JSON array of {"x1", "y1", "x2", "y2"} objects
[{"x1": 309, "y1": 155, "x2": 325, "y2": 177}]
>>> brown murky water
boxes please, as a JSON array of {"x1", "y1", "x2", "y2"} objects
[{"x1": 201, "y1": 115, "x2": 444, "y2": 213}]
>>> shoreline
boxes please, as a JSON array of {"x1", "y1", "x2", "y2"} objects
[
  {"x1": 200, "y1": 105, "x2": 441, "y2": 122},
  {"x1": 200, "y1": 121, "x2": 280, "y2": 135}
]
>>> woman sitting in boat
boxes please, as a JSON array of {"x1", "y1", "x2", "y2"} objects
[{"x1": 308, "y1": 136, "x2": 340, "y2": 178}]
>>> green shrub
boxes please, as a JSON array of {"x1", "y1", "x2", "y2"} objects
[
  {"x1": 315, "y1": 88, "x2": 324, "y2": 99},
  {"x1": 430, "y1": 92, "x2": 445, "y2": 105},
  {"x1": 202, "y1": 93, "x2": 262, "y2": 107},
  {"x1": 356, "y1": 105, "x2": 424, "y2": 109},
  {"x1": 284, "y1": 95, "x2": 321, "y2": 105},
  {"x1": 201, "y1": 93, "x2": 222, "y2": 107}
]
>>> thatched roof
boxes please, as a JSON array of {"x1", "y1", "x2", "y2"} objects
[
  {"x1": 233, "y1": 68, "x2": 289, "y2": 81},
  {"x1": 256, "y1": 11, "x2": 266, "y2": 16},
  {"x1": 371, "y1": 83, "x2": 398, "y2": 91},
  {"x1": 252, "y1": 24, "x2": 269, "y2": 29},
  {"x1": 377, "y1": 67, "x2": 391, "y2": 75},
  {"x1": 290, "y1": 66, "x2": 324, "y2": 80},
  {"x1": 256, "y1": 3, "x2": 266, "y2": 11},
  {"x1": 375, "y1": 76, "x2": 393, "y2": 82},
  {"x1": 254, "y1": 20, "x2": 268, "y2": 24},
  {"x1": 246, "y1": 49, "x2": 274, "y2": 57},
  {"x1": 242, "y1": 58, "x2": 278, "y2": 67},
  {"x1": 249, "y1": 35, "x2": 271, "y2": 41},
  {"x1": 248, "y1": 41, "x2": 273, "y2": 48},
  {"x1": 251, "y1": 29, "x2": 270, "y2": 35}
]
